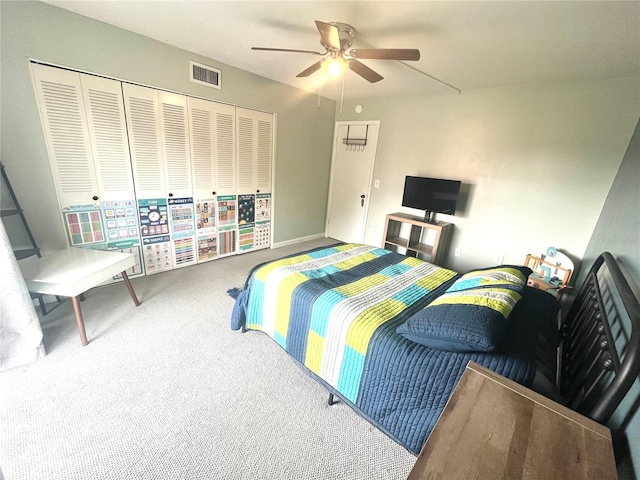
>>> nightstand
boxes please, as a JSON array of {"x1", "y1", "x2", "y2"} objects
[{"x1": 407, "y1": 361, "x2": 616, "y2": 480}]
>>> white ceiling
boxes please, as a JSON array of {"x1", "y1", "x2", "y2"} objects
[{"x1": 42, "y1": 1, "x2": 640, "y2": 100}]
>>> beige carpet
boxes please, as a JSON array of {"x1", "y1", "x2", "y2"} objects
[{"x1": 0, "y1": 239, "x2": 417, "y2": 480}]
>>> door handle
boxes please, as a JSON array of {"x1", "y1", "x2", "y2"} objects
[{"x1": 360, "y1": 194, "x2": 365, "y2": 207}]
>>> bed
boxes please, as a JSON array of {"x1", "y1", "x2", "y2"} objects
[{"x1": 231, "y1": 243, "x2": 640, "y2": 455}]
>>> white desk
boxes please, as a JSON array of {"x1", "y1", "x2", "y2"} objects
[{"x1": 20, "y1": 248, "x2": 140, "y2": 346}]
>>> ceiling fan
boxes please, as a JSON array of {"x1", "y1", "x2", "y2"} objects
[{"x1": 252, "y1": 20, "x2": 421, "y2": 83}]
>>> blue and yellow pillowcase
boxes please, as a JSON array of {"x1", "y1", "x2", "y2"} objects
[
  {"x1": 447, "y1": 265, "x2": 532, "y2": 292},
  {"x1": 397, "y1": 266, "x2": 532, "y2": 352}
]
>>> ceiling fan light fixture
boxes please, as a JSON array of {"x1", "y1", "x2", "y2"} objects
[
  {"x1": 322, "y1": 56, "x2": 348, "y2": 78},
  {"x1": 253, "y1": 20, "x2": 426, "y2": 85}
]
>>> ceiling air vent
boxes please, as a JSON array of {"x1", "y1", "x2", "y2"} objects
[{"x1": 190, "y1": 61, "x2": 221, "y2": 89}]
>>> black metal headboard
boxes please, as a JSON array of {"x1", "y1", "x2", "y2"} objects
[{"x1": 559, "y1": 252, "x2": 640, "y2": 423}]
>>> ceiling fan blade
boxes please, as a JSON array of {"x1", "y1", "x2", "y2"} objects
[
  {"x1": 315, "y1": 20, "x2": 341, "y2": 50},
  {"x1": 296, "y1": 60, "x2": 324, "y2": 78},
  {"x1": 348, "y1": 60, "x2": 383, "y2": 83},
  {"x1": 252, "y1": 47, "x2": 324, "y2": 55},
  {"x1": 349, "y1": 49, "x2": 421, "y2": 61}
]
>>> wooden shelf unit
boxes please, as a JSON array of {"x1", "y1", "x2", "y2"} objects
[{"x1": 382, "y1": 212, "x2": 453, "y2": 265}]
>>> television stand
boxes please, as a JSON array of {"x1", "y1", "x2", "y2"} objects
[{"x1": 382, "y1": 212, "x2": 454, "y2": 266}]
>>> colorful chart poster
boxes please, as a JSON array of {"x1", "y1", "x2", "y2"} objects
[
  {"x1": 218, "y1": 225, "x2": 237, "y2": 256},
  {"x1": 254, "y1": 221, "x2": 271, "y2": 249},
  {"x1": 238, "y1": 194, "x2": 255, "y2": 224},
  {"x1": 217, "y1": 195, "x2": 237, "y2": 226},
  {"x1": 255, "y1": 194, "x2": 271, "y2": 222},
  {"x1": 102, "y1": 200, "x2": 139, "y2": 242},
  {"x1": 196, "y1": 199, "x2": 216, "y2": 230},
  {"x1": 142, "y1": 235, "x2": 173, "y2": 274},
  {"x1": 63, "y1": 208, "x2": 105, "y2": 246},
  {"x1": 239, "y1": 223, "x2": 254, "y2": 252},
  {"x1": 172, "y1": 232, "x2": 196, "y2": 267},
  {"x1": 138, "y1": 199, "x2": 169, "y2": 237},
  {"x1": 168, "y1": 197, "x2": 195, "y2": 235},
  {"x1": 197, "y1": 231, "x2": 218, "y2": 263}
]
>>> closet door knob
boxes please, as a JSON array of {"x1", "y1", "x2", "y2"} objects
[
  {"x1": 92, "y1": 195, "x2": 99, "y2": 201},
  {"x1": 212, "y1": 191, "x2": 216, "y2": 195},
  {"x1": 168, "y1": 193, "x2": 174, "y2": 198},
  {"x1": 256, "y1": 189, "x2": 260, "y2": 193}
]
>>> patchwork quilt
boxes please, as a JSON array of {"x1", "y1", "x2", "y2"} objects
[{"x1": 231, "y1": 244, "x2": 548, "y2": 454}]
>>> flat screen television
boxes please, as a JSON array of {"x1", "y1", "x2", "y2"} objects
[{"x1": 401, "y1": 176, "x2": 462, "y2": 223}]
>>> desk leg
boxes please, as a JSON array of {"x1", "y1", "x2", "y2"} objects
[
  {"x1": 121, "y1": 271, "x2": 141, "y2": 306},
  {"x1": 71, "y1": 296, "x2": 88, "y2": 346}
]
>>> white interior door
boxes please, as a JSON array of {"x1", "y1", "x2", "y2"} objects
[{"x1": 326, "y1": 122, "x2": 379, "y2": 244}]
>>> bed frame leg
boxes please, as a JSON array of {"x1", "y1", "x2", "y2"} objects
[{"x1": 328, "y1": 393, "x2": 338, "y2": 406}]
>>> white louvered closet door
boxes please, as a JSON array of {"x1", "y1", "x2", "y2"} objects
[
  {"x1": 188, "y1": 98, "x2": 235, "y2": 198},
  {"x1": 158, "y1": 91, "x2": 192, "y2": 198},
  {"x1": 256, "y1": 114, "x2": 273, "y2": 194},
  {"x1": 215, "y1": 104, "x2": 236, "y2": 195},
  {"x1": 122, "y1": 83, "x2": 166, "y2": 199},
  {"x1": 31, "y1": 63, "x2": 100, "y2": 208},
  {"x1": 236, "y1": 108, "x2": 273, "y2": 195},
  {"x1": 80, "y1": 74, "x2": 135, "y2": 201}
]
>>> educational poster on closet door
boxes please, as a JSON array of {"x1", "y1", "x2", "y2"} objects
[
  {"x1": 255, "y1": 194, "x2": 271, "y2": 222},
  {"x1": 197, "y1": 231, "x2": 217, "y2": 262},
  {"x1": 218, "y1": 225, "x2": 237, "y2": 257},
  {"x1": 217, "y1": 195, "x2": 237, "y2": 226},
  {"x1": 253, "y1": 193, "x2": 271, "y2": 250},
  {"x1": 108, "y1": 239, "x2": 144, "y2": 279},
  {"x1": 238, "y1": 194, "x2": 255, "y2": 224},
  {"x1": 254, "y1": 221, "x2": 270, "y2": 249},
  {"x1": 62, "y1": 205, "x2": 105, "y2": 247},
  {"x1": 171, "y1": 233, "x2": 196, "y2": 268},
  {"x1": 196, "y1": 199, "x2": 216, "y2": 230},
  {"x1": 138, "y1": 198, "x2": 169, "y2": 237},
  {"x1": 195, "y1": 198, "x2": 218, "y2": 263},
  {"x1": 216, "y1": 195, "x2": 237, "y2": 257},
  {"x1": 102, "y1": 200, "x2": 139, "y2": 243},
  {"x1": 239, "y1": 221, "x2": 270, "y2": 252},
  {"x1": 142, "y1": 235, "x2": 173, "y2": 274},
  {"x1": 168, "y1": 197, "x2": 197, "y2": 268},
  {"x1": 238, "y1": 223, "x2": 254, "y2": 252},
  {"x1": 138, "y1": 198, "x2": 172, "y2": 274}
]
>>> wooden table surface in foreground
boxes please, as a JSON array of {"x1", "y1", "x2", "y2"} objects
[{"x1": 407, "y1": 361, "x2": 617, "y2": 480}]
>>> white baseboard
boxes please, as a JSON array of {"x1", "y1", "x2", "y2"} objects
[{"x1": 271, "y1": 233, "x2": 327, "y2": 249}]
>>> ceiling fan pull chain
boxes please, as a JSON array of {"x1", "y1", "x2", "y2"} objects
[
  {"x1": 317, "y1": 83, "x2": 322, "y2": 110},
  {"x1": 339, "y1": 72, "x2": 345, "y2": 115}
]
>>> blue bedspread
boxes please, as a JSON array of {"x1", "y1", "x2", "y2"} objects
[{"x1": 231, "y1": 244, "x2": 553, "y2": 454}]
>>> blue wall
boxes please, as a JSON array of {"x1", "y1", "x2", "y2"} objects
[{"x1": 580, "y1": 117, "x2": 640, "y2": 478}]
